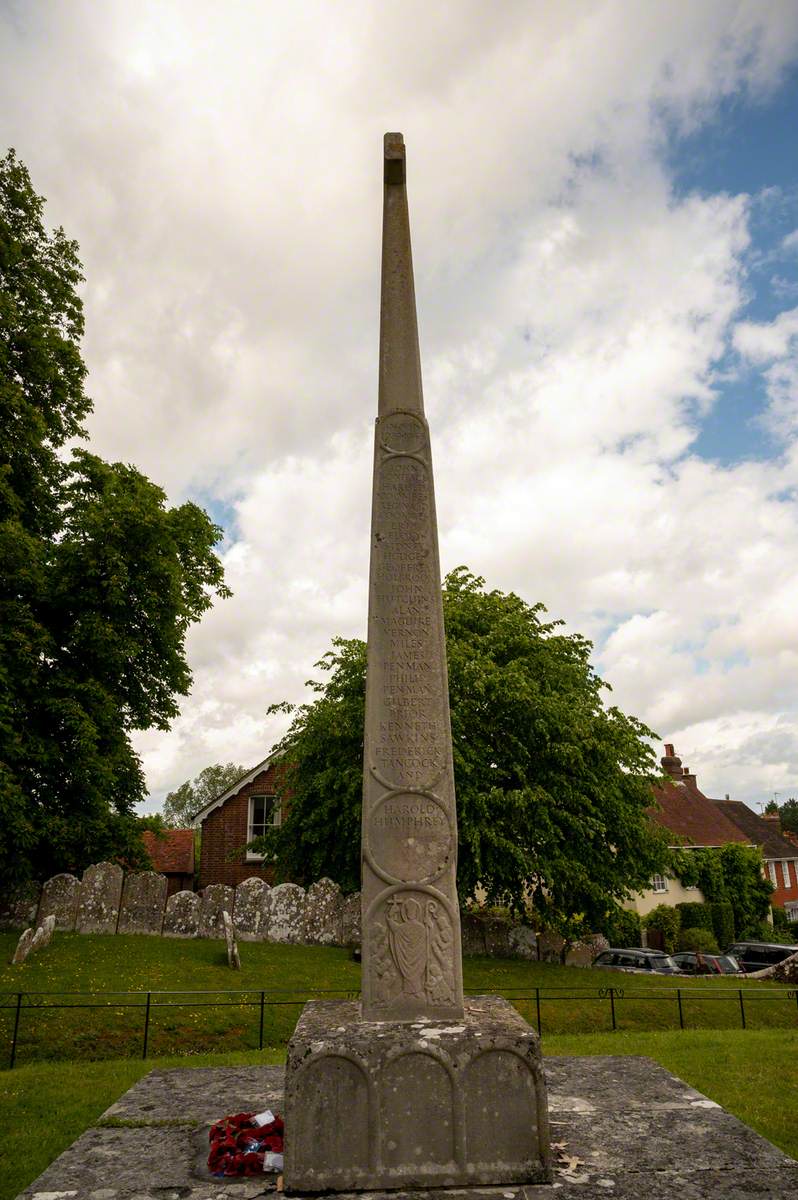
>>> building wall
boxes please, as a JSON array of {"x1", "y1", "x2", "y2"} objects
[
  {"x1": 198, "y1": 767, "x2": 281, "y2": 890},
  {"x1": 625, "y1": 877, "x2": 706, "y2": 917},
  {"x1": 767, "y1": 857, "x2": 798, "y2": 911}
]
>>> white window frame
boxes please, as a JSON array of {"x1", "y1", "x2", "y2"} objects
[
  {"x1": 651, "y1": 875, "x2": 668, "y2": 894},
  {"x1": 782, "y1": 860, "x2": 793, "y2": 890},
  {"x1": 768, "y1": 861, "x2": 778, "y2": 887},
  {"x1": 246, "y1": 794, "x2": 281, "y2": 861}
]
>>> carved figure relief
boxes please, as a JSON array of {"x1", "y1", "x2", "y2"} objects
[{"x1": 370, "y1": 891, "x2": 455, "y2": 1007}]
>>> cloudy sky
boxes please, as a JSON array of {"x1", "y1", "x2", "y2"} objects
[{"x1": 3, "y1": 1, "x2": 798, "y2": 811}]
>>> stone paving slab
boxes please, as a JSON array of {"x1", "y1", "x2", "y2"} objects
[{"x1": 17, "y1": 1057, "x2": 798, "y2": 1199}]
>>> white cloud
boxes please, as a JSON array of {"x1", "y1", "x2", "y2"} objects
[{"x1": 3, "y1": 2, "x2": 798, "y2": 807}]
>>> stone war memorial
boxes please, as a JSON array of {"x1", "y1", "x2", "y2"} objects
[
  {"x1": 17, "y1": 134, "x2": 798, "y2": 1200},
  {"x1": 282, "y1": 132, "x2": 552, "y2": 1191}
]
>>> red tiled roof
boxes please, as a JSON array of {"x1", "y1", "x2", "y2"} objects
[
  {"x1": 648, "y1": 745, "x2": 750, "y2": 847},
  {"x1": 713, "y1": 800, "x2": 798, "y2": 859},
  {"x1": 143, "y1": 829, "x2": 195, "y2": 875}
]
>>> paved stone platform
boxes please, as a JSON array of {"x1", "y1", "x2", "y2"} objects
[{"x1": 16, "y1": 1057, "x2": 798, "y2": 1199}]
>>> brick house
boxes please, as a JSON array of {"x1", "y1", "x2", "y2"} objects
[
  {"x1": 142, "y1": 829, "x2": 195, "y2": 897},
  {"x1": 713, "y1": 799, "x2": 798, "y2": 924},
  {"x1": 192, "y1": 754, "x2": 287, "y2": 890},
  {"x1": 625, "y1": 744, "x2": 752, "y2": 918}
]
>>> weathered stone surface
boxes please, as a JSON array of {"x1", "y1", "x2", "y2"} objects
[
  {"x1": 28, "y1": 913, "x2": 56, "y2": 954},
  {"x1": 360, "y1": 133, "x2": 463, "y2": 1022},
  {"x1": 11, "y1": 926, "x2": 34, "y2": 964},
  {"x1": 508, "y1": 924, "x2": 538, "y2": 960},
  {"x1": 0, "y1": 882, "x2": 41, "y2": 930},
  {"x1": 16, "y1": 1058, "x2": 798, "y2": 1199},
  {"x1": 76, "y1": 861, "x2": 123, "y2": 934},
  {"x1": 198, "y1": 883, "x2": 234, "y2": 939},
  {"x1": 567, "y1": 931, "x2": 609, "y2": 966},
  {"x1": 162, "y1": 889, "x2": 201, "y2": 938},
  {"x1": 342, "y1": 890, "x2": 362, "y2": 946},
  {"x1": 284, "y1": 995, "x2": 551, "y2": 1192},
  {"x1": 36, "y1": 872, "x2": 80, "y2": 931},
  {"x1": 222, "y1": 909, "x2": 241, "y2": 969},
  {"x1": 269, "y1": 882, "x2": 306, "y2": 943},
  {"x1": 117, "y1": 871, "x2": 167, "y2": 935},
  {"x1": 233, "y1": 876, "x2": 271, "y2": 940},
  {"x1": 537, "y1": 931, "x2": 566, "y2": 964},
  {"x1": 461, "y1": 912, "x2": 512, "y2": 957},
  {"x1": 304, "y1": 877, "x2": 343, "y2": 945}
]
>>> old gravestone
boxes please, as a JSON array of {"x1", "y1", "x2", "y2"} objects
[
  {"x1": 283, "y1": 135, "x2": 552, "y2": 1192},
  {"x1": 198, "y1": 884, "x2": 234, "y2": 939},
  {"x1": 162, "y1": 889, "x2": 201, "y2": 938},
  {"x1": 233, "y1": 876, "x2": 271, "y2": 940},
  {"x1": 222, "y1": 909, "x2": 241, "y2": 970},
  {"x1": 11, "y1": 927, "x2": 35, "y2": 965},
  {"x1": 28, "y1": 913, "x2": 56, "y2": 954},
  {"x1": 268, "y1": 882, "x2": 306, "y2": 943},
  {"x1": 117, "y1": 870, "x2": 167, "y2": 935},
  {"x1": 304, "y1": 877, "x2": 343, "y2": 945},
  {"x1": 341, "y1": 890, "x2": 361, "y2": 947},
  {"x1": 76, "y1": 862, "x2": 123, "y2": 934},
  {"x1": 37, "y1": 873, "x2": 80, "y2": 931}
]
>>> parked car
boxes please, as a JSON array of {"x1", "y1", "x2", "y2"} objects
[
  {"x1": 671, "y1": 951, "x2": 741, "y2": 976},
  {"x1": 724, "y1": 941, "x2": 798, "y2": 973},
  {"x1": 592, "y1": 948, "x2": 681, "y2": 974}
]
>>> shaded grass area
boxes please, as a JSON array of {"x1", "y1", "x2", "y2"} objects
[
  {"x1": 1, "y1": 1031, "x2": 795, "y2": 1200},
  {"x1": 2, "y1": 932, "x2": 797, "y2": 1066}
]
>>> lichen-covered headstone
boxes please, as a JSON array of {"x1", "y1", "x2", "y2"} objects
[
  {"x1": 233, "y1": 877, "x2": 271, "y2": 940},
  {"x1": 342, "y1": 891, "x2": 361, "y2": 947},
  {"x1": 199, "y1": 884, "x2": 234, "y2": 939},
  {"x1": 268, "y1": 883, "x2": 306, "y2": 944},
  {"x1": 28, "y1": 913, "x2": 56, "y2": 955},
  {"x1": 11, "y1": 927, "x2": 34, "y2": 964},
  {"x1": 0, "y1": 882, "x2": 41, "y2": 930},
  {"x1": 37, "y1": 873, "x2": 80, "y2": 931},
  {"x1": 508, "y1": 924, "x2": 537, "y2": 960},
  {"x1": 162, "y1": 890, "x2": 201, "y2": 938},
  {"x1": 222, "y1": 909, "x2": 241, "y2": 969},
  {"x1": 304, "y1": 878, "x2": 343, "y2": 945},
  {"x1": 76, "y1": 862, "x2": 123, "y2": 934},
  {"x1": 117, "y1": 871, "x2": 168, "y2": 935}
]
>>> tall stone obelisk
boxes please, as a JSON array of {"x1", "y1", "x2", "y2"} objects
[
  {"x1": 360, "y1": 132, "x2": 463, "y2": 1021},
  {"x1": 283, "y1": 135, "x2": 551, "y2": 1195}
]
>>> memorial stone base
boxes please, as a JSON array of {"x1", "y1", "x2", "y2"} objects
[{"x1": 283, "y1": 995, "x2": 552, "y2": 1193}]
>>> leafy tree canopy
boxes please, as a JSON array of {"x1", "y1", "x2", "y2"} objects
[
  {"x1": 162, "y1": 762, "x2": 247, "y2": 827},
  {"x1": 776, "y1": 797, "x2": 798, "y2": 836},
  {"x1": 0, "y1": 150, "x2": 229, "y2": 889},
  {"x1": 254, "y1": 568, "x2": 671, "y2": 937}
]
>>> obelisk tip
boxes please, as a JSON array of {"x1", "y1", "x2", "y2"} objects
[{"x1": 384, "y1": 132, "x2": 405, "y2": 185}]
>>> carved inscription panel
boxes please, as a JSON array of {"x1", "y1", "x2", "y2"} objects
[{"x1": 369, "y1": 889, "x2": 456, "y2": 1010}]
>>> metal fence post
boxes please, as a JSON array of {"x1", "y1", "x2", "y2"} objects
[
  {"x1": 9, "y1": 993, "x2": 22, "y2": 1069},
  {"x1": 738, "y1": 988, "x2": 746, "y2": 1030},
  {"x1": 677, "y1": 988, "x2": 684, "y2": 1030},
  {"x1": 609, "y1": 987, "x2": 617, "y2": 1031},
  {"x1": 142, "y1": 992, "x2": 152, "y2": 1059},
  {"x1": 259, "y1": 991, "x2": 265, "y2": 1051}
]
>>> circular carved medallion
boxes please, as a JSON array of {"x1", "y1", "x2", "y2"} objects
[
  {"x1": 380, "y1": 412, "x2": 426, "y2": 455},
  {"x1": 368, "y1": 791, "x2": 453, "y2": 884}
]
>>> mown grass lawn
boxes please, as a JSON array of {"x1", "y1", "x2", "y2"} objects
[
  {"x1": 1, "y1": 1029, "x2": 796, "y2": 1200},
  {"x1": 2, "y1": 932, "x2": 796, "y2": 1065}
]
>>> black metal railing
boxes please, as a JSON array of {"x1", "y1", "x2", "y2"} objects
[{"x1": 1, "y1": 984, "x2": 796, "y2": 1069}]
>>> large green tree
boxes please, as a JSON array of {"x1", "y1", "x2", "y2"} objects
[
  {"x1": 161, "y1": 762, "x2": 247, "y2": 827},
  {"x1": 0, "y1": 150, "x2": 229, "y2": 888},
  {"x1": 776, "y1": 797, "x2": 798, "y2": 837},
  {"x1": 255, "y1": 568, "x2": 671, "y2": 938}
]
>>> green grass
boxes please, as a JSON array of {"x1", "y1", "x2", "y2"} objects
[
  {"x1": 2, "y1": 932, "x2": 796, "y2": 1065},
  {"x1": 1, "y1": 1031, "x2": 795, "y2": 1200}
]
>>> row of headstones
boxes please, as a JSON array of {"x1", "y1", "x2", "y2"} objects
[{"x1": 14, "y1": 862, "x2": 361, "y2": 946}]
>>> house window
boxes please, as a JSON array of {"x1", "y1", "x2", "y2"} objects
[
  {"x1": 651, "y1": 875, "x2": 668, "y2": 894},
  {"x1": 246, "y1": 794, "x2": 281, "y2": 860},
  {"x1": 782, "y1": 861, "x2": 794, "y2": 890},
  {"x1": 768, "y1": 861, "x2": 778, "y2": 887}
]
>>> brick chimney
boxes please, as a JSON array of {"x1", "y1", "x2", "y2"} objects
[{"x1": 661, "y1": 744, "x2": 683, "y2": 779}]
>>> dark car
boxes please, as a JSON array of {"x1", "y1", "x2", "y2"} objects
[
  {"x1": 671, "y1": 951, "x2": 741, "y2": 976},
  {"x1": 593, "y1": 948, "x2": 681, "y2": 974},
  {"x1": 724, "y1": 941, "x2": 798, "y2": 973}
]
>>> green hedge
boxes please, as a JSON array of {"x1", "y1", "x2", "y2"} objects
[
  {"x1": 644, "y1": 904, "x2": 681, "y2": 954},
  {"x1": 709, "y1": 900, "x2": 735, "y2": 949},
  {"x1": 677, "y1": 926, "x2": 720, "y2": 954},
  {"x1": 675, "y1": 902, "x2": 714, "y2": 932},
  {"x1": 603, "y1": 906, "x2": 642, "y2": 947}
]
